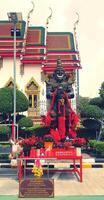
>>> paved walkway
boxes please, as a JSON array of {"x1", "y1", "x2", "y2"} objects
[
  {"x1": 0, "y1": 168, "x2": 104, "y2": 196},
  {"x1": 54, "y1": 169, "x2": 104, "y2": 196}
]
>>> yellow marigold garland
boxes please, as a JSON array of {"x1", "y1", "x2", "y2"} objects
[{"x1": 32, "y1": 159, "x2": 43, "y2": 177}]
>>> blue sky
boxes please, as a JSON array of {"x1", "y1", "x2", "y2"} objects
[{"x1": 1, "y1": 0, "x2": 104, "y2": 98}]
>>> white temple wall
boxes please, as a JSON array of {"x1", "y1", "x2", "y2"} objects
[
  {"x1": 0, "y1": 58, "x2": 46, "y2": 100},
  {"x1": 0, "y1": 57, "x2": 46, "y2": 116}
]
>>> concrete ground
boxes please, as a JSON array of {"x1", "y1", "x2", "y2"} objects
[{"x1": 0, "y1": 168, "x2": 104, "y2": 196}]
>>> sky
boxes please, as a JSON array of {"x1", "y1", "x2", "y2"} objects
[{"x1": 0, "y1": 0, "x2": 104, "y2": 98}]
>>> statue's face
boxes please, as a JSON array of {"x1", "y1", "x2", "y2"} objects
[{"x1": 54, "y1": 68, "x2": 65, "y2": 82}]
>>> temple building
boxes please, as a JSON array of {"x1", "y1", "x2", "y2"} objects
[{"x1": 0, "y1": 17, "x2": 81, "y2": 122}]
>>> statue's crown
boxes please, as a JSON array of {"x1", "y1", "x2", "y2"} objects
[{"x1": 56, "y1": 58, "x2": 63, "y2": 70}]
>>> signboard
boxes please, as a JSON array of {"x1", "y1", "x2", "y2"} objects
[
  {"x1": 55, "y1": 148, "x2": 76, "y2": 159},
  {"x1": 19, "y1": 178, "x2": 54, "y2": 198}
]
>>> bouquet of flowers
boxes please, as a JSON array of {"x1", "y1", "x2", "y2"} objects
[
  {"x1": 32, "y1": 159, "x2": 43, "y2": 177},
  {"x1": 72, "y1": 137, "x2": 86, "y2": 147},
  {"x1": 18, "y1": 135, "x2": 37, "y2": 157},
  {"x1": 64, "y1": 141, "x2": 72, "y2": 149},
  {"x1": 19, "y1": 135, "x2": 37, "y2": 147}
]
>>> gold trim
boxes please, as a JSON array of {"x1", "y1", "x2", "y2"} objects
[
  {"x1": 25, "y1": 77, "x2": 40, "y2": 117},
  {"x1": 5, "y1": 77, "x2": 18, "y2": 88},
  {"x1": 25, "y1": 77, "x2": 40, "y2": 93},
  {"x1": 67, "y1": 36, "x2": 71, "y2": 49}
]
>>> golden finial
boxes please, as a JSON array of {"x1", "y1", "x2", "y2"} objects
[
  {"x1": 27, "y1": 1, "x2": 35, "y2": 25},
  {"x1": 74, "y1": 12, "x2": 79, "y2": 32},
  {"x1": 46, "y1": 7, "x2": 53, "y2": 28}
]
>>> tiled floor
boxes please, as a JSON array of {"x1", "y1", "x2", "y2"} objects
[{"x1": 0, "y1": 168, "x2": 104, "y2": 196}]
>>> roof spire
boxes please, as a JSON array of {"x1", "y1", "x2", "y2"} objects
[
  {"x1": 44, "y1": 7, "x2": 53, "y2": 67},
  {"x1": 46, "y1": 7, "x2": 53, "y2": 29},
  {"x1": 73, "y1": 12, "x2": 80, "y2": 62},
  {"x1": 20, "y1": 1, "x2": 35, "y2": 75}
]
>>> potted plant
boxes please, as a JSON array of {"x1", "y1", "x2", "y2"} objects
[
  {"x1": 34, "y1": 141, "x2": 44, "y2": 149},
  {"x1": 34, "y1": 141, "x2": 44, "y2": 157},
  {"x1": 43, "y1": 135, "x2": 54, "y2": 150}
]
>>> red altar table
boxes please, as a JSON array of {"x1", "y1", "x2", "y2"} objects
[{"x1": 18, "y1": 148, "x2": 83, "y2": 182}]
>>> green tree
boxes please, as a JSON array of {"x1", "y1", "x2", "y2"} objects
[
  {"x1": 0, "y1": 125, "x2": 11, "y2": 141},
  {"x1": 99, "y1": 82, "x2": 104, "y2": 99},
  {"x1": 81, "y1": 105, "x2": 103, "y2": 119},
  {"x1": 0, "y1": 87, "x2": 29, "y2": 115},
  {"x1": 76, "y1": 96, "x2": 90, "y2": 114},
  {"x1": 89, "y1": 97, "x2": 104, "y2": 109},
  {"x1": 18, "y1": 117, "x2": 33, "y2": 128}
]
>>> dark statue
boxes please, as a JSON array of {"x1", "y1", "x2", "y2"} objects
[
  {"x1": 43, "y1": 58, "x2": 79, "y2": 141},
  {"x1": 46, "y1": 59, "x2": 74, "y2": 100}
]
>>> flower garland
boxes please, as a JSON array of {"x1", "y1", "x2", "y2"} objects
[{"x1": 32, "y1": 159, "x2": 43, "y2": 177}]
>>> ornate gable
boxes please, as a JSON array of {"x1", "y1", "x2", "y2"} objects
[
  {"x1": 5, "y1": 77, "x2": 18, "y2": 88},
  {"x1": 25, "y1": 77, "x2": 40, "y2": 93}
]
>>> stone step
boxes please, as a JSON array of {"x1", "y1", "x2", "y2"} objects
[
  {"x1": 0, "y1": 168, "x2": 17, "y2": 176},
  {"x1": 31, "y1": 116, "x2": 42, "y2": 125},
  {"x1": 0, "y1": 159, "x2": 10, "y2": 163}
]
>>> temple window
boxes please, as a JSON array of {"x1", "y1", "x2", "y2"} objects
[{"x1": 25, "y1": 78, "x2": 40, "y2": 117}]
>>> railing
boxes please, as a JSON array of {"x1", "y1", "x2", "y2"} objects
[{"x1": 37, "y1": 100, "x2": 47, "y2": 116}]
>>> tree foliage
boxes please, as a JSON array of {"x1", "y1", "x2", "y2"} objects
[
  {"x1": 0, "y1": 125, "x2": 11, "y2": 135},
  {"x1": 77, "y1": 96, "x2": 90, "y2": 114},
  {"x1": 80, "y1": 104, "x2": 103, "y2": 119},
  {"x1": 99, "y1": 82, "x2": 104, "y2": 99},
  {"x1": 0, "y1": 87, "x2": 29, "y2": 114},
  {"x1": 18, "y1": 117, "x2": 33, "y2": 128},
  {"x1": 77, "y1": 91, "x2": 104, "y2": 119},
  {"x1": 89, "y1": 97, "x2": 104, "y2": 109}
]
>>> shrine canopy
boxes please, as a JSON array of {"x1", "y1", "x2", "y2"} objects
[{"x1": 42, "y1": 32, "x2": 81, "y2": 75}]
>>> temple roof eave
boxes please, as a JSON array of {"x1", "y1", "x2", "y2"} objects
[{"x1": 0, "y1": 22, "x2": 81, "y2": 72}]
